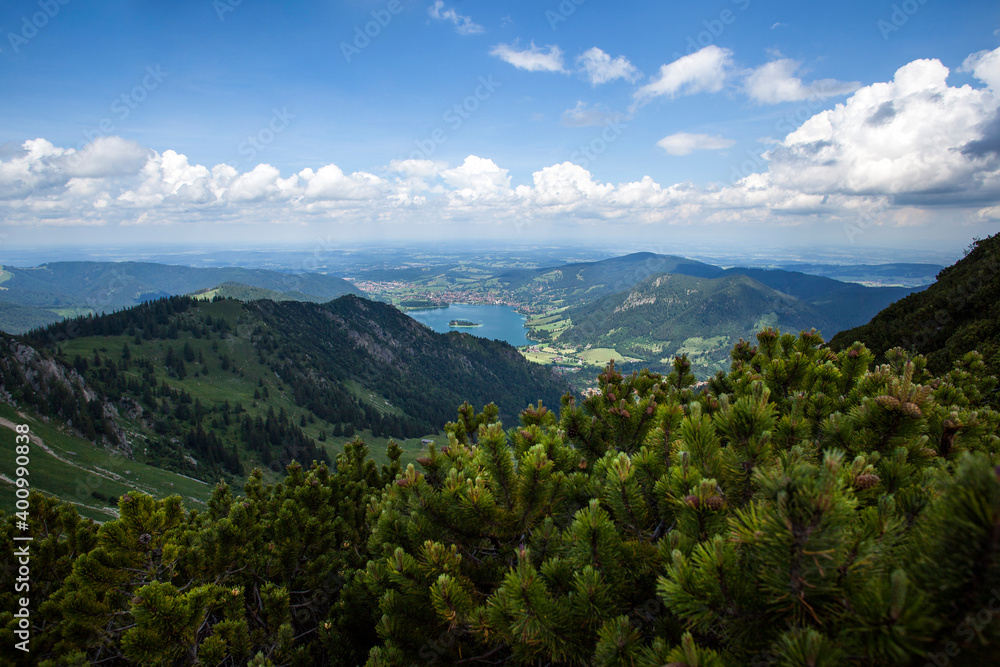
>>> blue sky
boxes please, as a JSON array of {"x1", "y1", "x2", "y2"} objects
[{"x1": 1, "y1": 0, "x2": 1000, "y2": 256}]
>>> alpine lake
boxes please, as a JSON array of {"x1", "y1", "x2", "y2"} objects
[{"x1": 405, "y1": 304, "x2": 532, "y2": 347}]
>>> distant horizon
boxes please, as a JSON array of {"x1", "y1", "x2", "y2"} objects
[{"x1": 0, "y1": 240, "x2": 964, "y2": 272}]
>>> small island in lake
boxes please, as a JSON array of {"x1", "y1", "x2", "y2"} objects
[{"x1": 449, "y1": 319, "x2": 483, "y2": 328}]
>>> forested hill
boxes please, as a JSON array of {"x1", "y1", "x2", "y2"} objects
[
  {"x1": 490, "y1": 252, "x2": 723, "y2": 304},
  {"x1": 559, "y1": 272, "x2": 823, "y2": 355},
  {"x1": 15, "y1": 294, "x2": 567, "y2": 481},
  {"x1": 548, "y1": 267, "x2": 920, "y2": 376},
  {"x1": 830, "y1": 233, "x2": 1000, "y2": 378},
  {"x1": 0, "y1": 261, "x2": 362, "y2": 333},
  {"x1": 240, "y1": 294, "x2": 569, "y2": 430}
]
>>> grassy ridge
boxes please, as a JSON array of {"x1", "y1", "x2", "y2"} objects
[{"x1": 0, "y1": 402, "x2": 211, "y2": 522}]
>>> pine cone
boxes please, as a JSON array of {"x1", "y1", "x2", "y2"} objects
[
  {"x1": 874, "y1": 395, "x2": 901, "y2": 409},
  {"x1": 854, "y1": 474, "x2": 881, "y2": 490},
  {"x1": 138, "y1": 533, "x2": 152, "y2": 545},
  {"x1": 900, "y1": 402, "x2": 922, "y2": 419},
  {"x1": 395, "y1": 478, "x2": 411, "y2": 488},
  {"x1": 920, "y1": 447, "x2": 937, "y2": 458},
  {"x1": 684, "y1": 494, "x2": 701, "y2": 509},
  {"x1": 704, "y1": 495, "x2": 725, "y2": 511},
  {"x1": 416, "y1": 457, "x2": 432, "y2": 468}
]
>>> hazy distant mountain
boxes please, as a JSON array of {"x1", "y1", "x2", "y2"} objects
[
  {"x1": 775, "y1": 262, "x2": 943, "y2": 286},
  {"x1": 0, "y1": 261, "x2": 362, "y2": 333}
]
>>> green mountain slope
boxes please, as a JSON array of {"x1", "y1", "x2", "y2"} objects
[
  {"x1": 555, "y1": 273, "x2": 826, "y2": 374},
  {"x1": 11, "y1": 294, "x2": 568, "y2": 486},
  {"x1": 0, "y1": 261, "x2": 362, "y2": 333},
  {"x1": 829, "y1": 233, "x2": 1000, "y2": 377}
]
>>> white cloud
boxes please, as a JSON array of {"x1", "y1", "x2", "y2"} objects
[
  {"x1": 633, "y1": 46, "x2": 732, "y2": 105},
  {"x1": 745, "y1": 59, "x2": 860, "y2": 104},
  {"x1": 561, "y1": 101, "x2": 624, "y2": 127},
  {"x1": 767, "y1": 57, "x2": 1000, "y2": 198},
  {"x1": 441, "y1": 155, "x2": 512, "y2": 202},
  {"x1": 303, "y1": 164, "x2": 386, "y2": 200},
  {"x1": 518, "y1": 162, "x2": 614, "y2": 207},
  {"x1": 576, "y1": 47, "x2": 640, "y2": 85},
  {"x1": 962, "y1": 46, "x2": 1000, "y2": 92},
  {"x1": 65, "y1": 136, "x2": 151, "y2": 178},
  {"x1": 428, "y1": 1, "x2": 484, "y2": 36},
  {"x1": 978, "y1": 205, "x2": 1000, "y2": 220},
  {"x1": 490, "y1": 42, "x2": 566, "y2": 73},
  {"x1": 226, "y1": 164, "x2": 283, "y2": 202},
  {"x1": 657, "y1": 132, "x2": 735, "y2": 156}
]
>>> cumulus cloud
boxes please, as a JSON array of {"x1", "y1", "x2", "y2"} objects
[
  {"x1": 560, "y1": 101, "x2": 624, "y2": 127},
  {"x1": 428, "y1": 1, "x2": 484, "y2": 36},
  {"x1": 518, "y1": 162, "x2": 614, "y2": 207},
  {"x1": 490, "y1": 42, "x2": 566, "y2": 73},
  {"x1": 65, "y1": 136, "x2": 152, "y2": 179},
  {"x1": 303, "y1": 164, "x2": 386, "y2": 201},
  {"x1": 633, "y1": 46, "x2": 732, "y2": 105},
  {"x1": 576, "y1": 47, "x2": 640, "y2": 85},
  {"x1": 657, "y1": 132, "x2": 735, "y2": 156},
  {"x1": 441, "y1": 156, "x2": 512, "y2": 202},
  {"x1": 745, "y1": 59, "x2": 860, "y2": 104},
  {"x1": 766, "y1": 55, "x2": 1000, "y2": 199},
  {"x1": 962, "y1": 47, "x2": 1000, "y2": 92}
]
